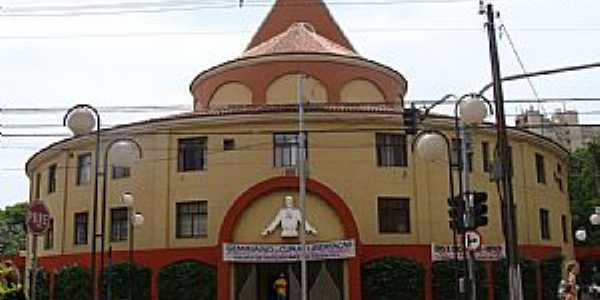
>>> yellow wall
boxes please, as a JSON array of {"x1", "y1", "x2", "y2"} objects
[
  {"x1": 27, "y1": 114, "x2": 573, "y2": 261},
  {"x1": 266, "y1": 74, "x2": 327, "y2": 104},
  {"x1": 340, "y1": 79, "x2": 385, "y2": 103},
  {"x1": 209, "y1": 82, "x2": 253, "y2": 107}
]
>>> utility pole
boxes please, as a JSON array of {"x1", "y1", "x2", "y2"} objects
[
  {"x1": 297, "y1": 74, "x2": 308, "y2": 300},
  {"x1": 482, "y1": 2, "x2": 523, "y2": 299}
]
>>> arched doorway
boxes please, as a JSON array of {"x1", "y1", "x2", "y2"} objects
[{"x1": 217, "y1": 176, "x2": 361, "y2": 300}]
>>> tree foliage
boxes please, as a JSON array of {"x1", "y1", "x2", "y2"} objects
[
  {"x1": 102, "y1": 262, "x2": 152, "y2": 300},
  {"x1": 569, "y1": 141, "x2": 600, "y2": 245},
  {"x1": 0, "y1": 202, "x2": 27, "y2": 256}
]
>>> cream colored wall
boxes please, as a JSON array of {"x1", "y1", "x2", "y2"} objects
[
  {"x1": 339, "y1": 79, "x2": 385, "y2": 103},
  {"x1": 28, "y1": 115, "x2": 573, "y2": 261},
  {"x1": 209, "y1": 82, "x2": 253, "y2": 107},
  {"x1": 266, "y1": 74, "x2": 327, "y2": 104}
]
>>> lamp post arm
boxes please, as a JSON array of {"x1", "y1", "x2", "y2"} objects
[{"x1": 419, "y1": 94, "x2": 458, "y2": 120}]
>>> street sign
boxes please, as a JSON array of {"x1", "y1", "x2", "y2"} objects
[
  {"x1": 26, "y1": 201, "x2": 51, "y2": 235},
  {"x1": 464, "y1": 230, "x2": 482, "y2": 251}
]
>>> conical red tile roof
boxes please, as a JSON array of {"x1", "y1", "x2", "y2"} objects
[
  {"x1": 245, "y1": 0, "x2": 355, "y2": 52},
  {"x1": 242, "y1": 22, "x2": 358, "y2": 57}
]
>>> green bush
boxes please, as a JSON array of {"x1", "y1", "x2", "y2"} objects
[
  {"x1": 54, "y1": 265, "x2": 91, "y2": 300},
  {"x1": 34, "y1": 268, "x2": 50, "y2": 300},
  {"x1": 579, "y1": 259, "x2": 600, "y2": 286},
  {"x1": 540, "y1": 255, "x2": 564, "y2": 300},
  {"x1": 103, "y1": 262, "x2": 152, "y2": 300},
  {"x1": 361, "y1": 257, "x2": 425, "y2": 300},
  {"x1": 493, "y1": 258, "x2": 538, "y2": 300},
  {"x1": 158, "y1": 261, "x2": 216, "y2": 300},
  {"x1": 431, "y1": 260, "x2": 488, "y2": 300}
]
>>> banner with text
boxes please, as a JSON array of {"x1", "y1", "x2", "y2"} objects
[
  {"x1": 432, "y1": 244, "x2": 505, "y2": 261},
  {"x1": 223, "y1": 239, "x2": 356, "y2": 262}
]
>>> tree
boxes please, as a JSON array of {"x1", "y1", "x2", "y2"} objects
[
  {"x1": 0, "y1": 202, "x2": 27, "y2": 256},
  {"x1": 569, "y1": 141, "x2": 600, "y2": 245}
]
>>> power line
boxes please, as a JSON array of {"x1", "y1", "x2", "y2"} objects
[
  {"x1": 0, "y1": 0, "x2": 475, "y2": 17},
  {"x1": 2, "y1": 98, "x2": 600, "y2": 114},
  {"x1": 499, "y1": 23, "x2": 541, "y2": 105}
]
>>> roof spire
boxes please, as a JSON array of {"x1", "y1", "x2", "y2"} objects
[{"x1": 245, "y1": 0, "x2": 355, "y2": 51}]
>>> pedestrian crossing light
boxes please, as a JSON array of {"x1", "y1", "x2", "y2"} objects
[
  {"x1": 448, "y1": 196, "x2": 466, "y2": 233},
  {"x1": 403, "y1": 103, "x2": 419, "y2": 135},
  {"x1": 473, "y1": 191, "x2": 489, "y2": 228}
]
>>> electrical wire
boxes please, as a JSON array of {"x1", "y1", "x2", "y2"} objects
[{"x1": 0, "y1": 0, "x2": 476, "y2": 17}]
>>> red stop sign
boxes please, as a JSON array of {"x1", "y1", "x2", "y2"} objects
[{"x1": 27, "y1": 201, "x2": 51, "y2": 235}]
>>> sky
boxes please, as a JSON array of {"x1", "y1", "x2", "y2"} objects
[{"x1": 1, "y1": 0, "x2": 599, "y2": 207}]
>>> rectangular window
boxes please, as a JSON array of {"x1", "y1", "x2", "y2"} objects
[
  {"x1": 177, "y1": 137, "x2": 207, "y2": 172},
  {"x1": 536, "y1": 153, "x2": 546, "y2": 184},
  {"x1": 223, "y1": 138, "x2": 235, "y2": 151},
  {"x1": 561, "y1": 215, "x2": 568, "y2": 243},
  {"x1": 44, "y1": 219, "x2": 54, "y2": 250},
  {"x1": 540, "y1": 209, "x2": 550, "y2": 240},
  {"x1": 451, "y1": 138, "x2": 472, "y2": 172},
  {"x1": 176, "y1": 201, "x2": 207, "y2": 238},
  {"x1": 112, "y1": 166, "x2": 131, "y2": 179},
  {"x1": 376, "y1": 133, "x2": 408, "y2": 167},
  {"x1": 378, "y1": 197, "x2": 410, "y2": 233},
  {"x1": 48, "y1": 164, "x2": 57, "y2": 194},
  {"x1": 273, "y1": 133, "x2": 307, "y2": 168},
  {"x1": 76, "y1": 153, "x2": 92, "y2": 185},
  {"x1": 482, "y1": 142, "x2": 491, "y2": 173},
  {"x1": 110, "y1": 207, "x2": 129, "y2": 242},
  {"x1": 74, "y1": 212, "x2": 88, "y2": 245},
  {"x1": 35, "y1": 173, "x2": 41, "y2": 199},
  {"x1": 556, "y1": 163, "x2": 564, "y2": 192}
]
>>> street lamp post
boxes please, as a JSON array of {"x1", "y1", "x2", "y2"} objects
[
  {"x1": 103, "y1": 139, "x2": 143, "y2": 300},
  {"x1": 120, "y1": 192, "x2": 144, "y2": 300},
  {"x1": 64, "y1": 105, "x2": 101, "y2": 300},
  {"x1": 419, "y1": 93, "x2": 492, "y2": 300},
  {"x1": 413, "y1": 130, "x2": 458, "y2": 298},
  {"x1": 65, "y1": 105, "x2": 143, "y2": 300},
  {"x1": 575, "y1": 207, "x2": 600, "y2": 242}
]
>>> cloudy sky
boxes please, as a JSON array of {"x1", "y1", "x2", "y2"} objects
[{"x1": 1, "y1": 0, "x2": 599, "y2": 207}]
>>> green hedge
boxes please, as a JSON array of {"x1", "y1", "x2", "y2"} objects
[
  {"x1": 431, "y1": 260, "x2": 488, "y2": 300},
  {"x1": 158, "y1": 261, "x2": 216, "y2": 300},
  {"x1": 579, "y1": 259, "x2": 600, "y2": 285},
  {"x1": 361, "y1": 257, "x2": 425, "y2": 300},
  {"x1": 54, "y1": 265, "x2": 91, "y2": 300},
  {"x1": 103, "y1": 262, "x2": 152, "y2": 300},
  {"x1": 34, "y1": 268, "x2": 50, "y2": 300},
  {"x1": 493, "y1": 258, "x2": 538, "y2": 300},
  {"x1": 540, "y1": 255, "x2": 564, "y2": 300}
]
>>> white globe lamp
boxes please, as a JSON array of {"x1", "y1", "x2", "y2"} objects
[
  {"x1": 110, "y1": 140, "x2": 141, "y2": 167},
  {"x1": 416, "y1": 134, "x2": 447, "y2": 161},
  {"x1": 66, "y1": 108, "x2": 96, "y2": 136},
  {"x1": 459, "y1": 96, "x2": 488, "y2": 125},
  {"x1": 120, "y1": 192, "x2": 134, "y2": 207},
  {"x1": 132, "y1": 213, "x2": 144, "y2": 227},
  {"x1": 575, "y1": 229, "x2": 587, "y2": 242},
  {"x1": 590, "y1": 213, "x2": 600, "y2": 226}
]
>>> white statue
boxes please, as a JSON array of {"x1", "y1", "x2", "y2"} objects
[{"x1": 261, "y1": 196, "x2": 318, "y2": 238}]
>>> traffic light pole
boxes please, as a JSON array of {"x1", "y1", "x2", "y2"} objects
[{"x1": 459, "y1": 124, "x2": 477, "y2": 300}]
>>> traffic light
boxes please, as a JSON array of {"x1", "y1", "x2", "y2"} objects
[
  {"x1": 403, "y1": 103, "x2": 419, "y2": 135},
  {"x1": 472, "y1": 191, "x2": 489, "y2": 228},
  {"x1": 448, "y1": 196, "x2": 466, "y2": 233}
]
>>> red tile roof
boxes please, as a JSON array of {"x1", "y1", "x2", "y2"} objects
[{"x1": 242, "y1": 22, "x2": 358, "y2": 58}]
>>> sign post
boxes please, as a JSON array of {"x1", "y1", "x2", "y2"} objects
[{"x1": 26, "y1": 201, "x2": 51, "y2": 300}]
